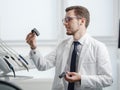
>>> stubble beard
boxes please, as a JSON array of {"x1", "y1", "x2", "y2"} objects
[
  {"x1": 66, "y1": 29, "x2": 79, "y2": 36},
  {"x1": 66, "y1": 32, "x2": 72, "y2": 35},
  {"x1": 66, "y1": 30, "x2": 73, "y2": 35}
]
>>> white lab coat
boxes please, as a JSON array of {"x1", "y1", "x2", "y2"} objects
[{"x1": 30, "y1": 34, "x2": 113, "y2": 90}]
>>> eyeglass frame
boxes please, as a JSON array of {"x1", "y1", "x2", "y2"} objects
[{"x1": 62, "y1": 16, "x2": 82, "y2": 23}]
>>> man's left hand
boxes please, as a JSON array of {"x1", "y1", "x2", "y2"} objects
[{"x1": 65, "y1": 72, "x2": 81, "y2": 83}]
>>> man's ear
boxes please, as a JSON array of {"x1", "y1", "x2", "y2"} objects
[{"x1": 80, "y1": 18, "x2": 86, "y2": 26}]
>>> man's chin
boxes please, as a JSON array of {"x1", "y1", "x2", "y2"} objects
[{"x1": 66, "y1": 32, "x2": 72, "y2": 35}]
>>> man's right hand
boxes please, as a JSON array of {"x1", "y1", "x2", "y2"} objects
[{"x1": 26, "y1": 32, "x2": 37, "y2": 49}]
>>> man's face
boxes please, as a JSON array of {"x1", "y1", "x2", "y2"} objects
[{"x1": 63, "y1": 10, "x2": 81, "y2": 35}]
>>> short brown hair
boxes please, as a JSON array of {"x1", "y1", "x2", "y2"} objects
[{"x1": 65, "y1": 6, "x2": 90, "y2": 28}]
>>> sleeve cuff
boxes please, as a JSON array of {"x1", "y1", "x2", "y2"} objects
[{"x1": 30, "y1": 48, "x2": 38, "y2": 56}]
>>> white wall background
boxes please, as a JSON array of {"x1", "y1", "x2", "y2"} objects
[
  {"x1": 0, "y1": 0, "x2": 58, "y2": 41},
  {"x1": 0, "y1": 0, "x2": 119, "y2": 90}
]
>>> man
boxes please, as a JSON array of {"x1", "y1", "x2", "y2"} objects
[{"x1": 26, "y1": 6, "x2": 113, "y2": 90}]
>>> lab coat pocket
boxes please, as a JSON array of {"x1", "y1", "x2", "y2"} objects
[{"x1": 82, "y1": 59, "x2": 96, "y2": 74}]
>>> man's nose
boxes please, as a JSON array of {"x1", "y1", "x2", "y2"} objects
[{"x1": 63, "y1": 22, "x2": 68, "y2": 26}]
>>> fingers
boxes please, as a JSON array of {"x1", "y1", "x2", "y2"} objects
[
  {"x1": 26, "y1": 33, "x2": 35, "y2": 43},
  {"x1": 66, "y1": 72, "x2": 75, "y2": 78},
  {"x1": 65, "y1": 72, "x2": 75, "y2": 82},
  {"x1": 26, "y1": 32, "x2": 37, "y2": 49},
  {"x1": 26, "y1": 33, "x2": 35, "y2": 42},
  {"x1": 65, "y1": 72, "x2": 81, "y2": 83}
]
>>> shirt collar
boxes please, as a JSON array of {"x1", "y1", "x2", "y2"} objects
[{"x1": 77, "y1": 33, "x2": 89, "y2": 45}]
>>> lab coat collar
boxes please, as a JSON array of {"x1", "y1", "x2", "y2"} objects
[
  {"x1": 78, "y1": 33, "x2": 89, "y2": 45},
  {"x1": 71, "y1": 33, "x2": 89, "y2": 45}
]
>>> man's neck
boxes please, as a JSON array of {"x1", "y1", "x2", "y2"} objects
[{"x1": 73, "y1": 29, "x2": 86, "y2": 41}]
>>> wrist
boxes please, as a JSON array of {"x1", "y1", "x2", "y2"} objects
[{"x1": 31, "y1": 46, "x2": 37, "y2": 50}]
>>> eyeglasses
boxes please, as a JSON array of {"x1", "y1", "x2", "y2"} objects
[{"x1": 62, "y1": 16, "x2": 81, "y2": 23}]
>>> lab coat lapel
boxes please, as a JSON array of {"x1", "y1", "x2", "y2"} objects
[
  {"x1": 61, "y1": 38, "x2": 73, "y2": 73},
  {"x1": 78, "y1": 36, "x2": 90, "y2": 70}
]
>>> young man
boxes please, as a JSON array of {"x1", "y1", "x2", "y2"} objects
[{"x1": 26, "y1": 6, "x2": 113, "y2": 90}]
